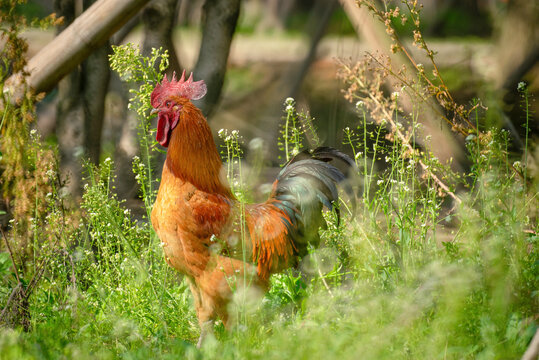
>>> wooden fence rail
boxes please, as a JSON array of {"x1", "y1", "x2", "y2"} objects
[{"x1": 6, "y1": 0, "x2": 150, "y2": 103}]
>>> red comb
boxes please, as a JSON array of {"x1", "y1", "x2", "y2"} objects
[{"x1": 151, "y1": 70, "x2": 207, "y2": 108}]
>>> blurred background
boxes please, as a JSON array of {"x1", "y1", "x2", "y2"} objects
[{"x1": 12, "y1": 0, "x2": 539, "y2": 202}]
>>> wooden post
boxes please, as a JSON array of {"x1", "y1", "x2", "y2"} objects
[
  {"x1": 6, "y1": 0, "x2": 150, "y2": 102},
  {"x1": 193, "y1": 0, "x2": 241, "y2": 118}
]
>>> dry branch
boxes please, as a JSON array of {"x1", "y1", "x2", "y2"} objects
[
  {"x1": 522, "y1": 328, "x2": 539, "y2": 360},
  {"x1": 338, "y1": 0, "x2": 465, "y2": 170}
]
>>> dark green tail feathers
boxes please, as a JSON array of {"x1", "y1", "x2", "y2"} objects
[{"x1": 271, "y1": 147, "x2": 356, "y2": 255}]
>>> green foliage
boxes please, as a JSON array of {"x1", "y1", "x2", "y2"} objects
[
  {"x1": 109, "y1": 43, "x2": 169, "y2": 211},
  {"x1": 0, "y1": 0, "x2": 63, "y2": 247},
  {"x1": 0, "y1": 4, "x2": 537, "y2": 360},
  {"x1": 109, "y1": 44, "x2": 169, "y2": 118},
  {"x1": 218, "y1": 128, "x2": 245, "y2": 199},
  {"x1": 74, "y1": 156, "x2": 195, "y2": 347},
  {"x1": 0, "y1": 253, "x2": 10, "y2": 276},
  {"x1": 265, "y1": 270, "x2": 307, "y2": 310},
  {"x1": 278, "y1": 97, "x2": 319, "y2": 162}
]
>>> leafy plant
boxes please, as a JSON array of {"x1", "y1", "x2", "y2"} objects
[
  {"x1": 109, "y1": 43, "x2": 169, "y2": 211},
  {"x1": 278, "y1": 97, "x2": 320, "y2": 162}
]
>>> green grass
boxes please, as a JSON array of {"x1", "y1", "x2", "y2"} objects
[
  {"x1": 1, "y1": 157, "x2": 536, "y2": 359},
  {"x1": 2, "y1": 69, "x2": 537, "y2": 359}
]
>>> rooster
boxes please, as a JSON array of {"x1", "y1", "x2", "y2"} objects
[{"x1": 150, "y1": 71, "x2": 353, "y2": 346}]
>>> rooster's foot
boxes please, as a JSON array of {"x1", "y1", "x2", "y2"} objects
[{"x1": 196, "y1": 320, "x2": 215, "y2": 348}]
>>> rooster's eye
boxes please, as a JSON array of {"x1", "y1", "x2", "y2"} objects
[{"x1": 165, "y1": 101, "x2": 172, "y2": 107}]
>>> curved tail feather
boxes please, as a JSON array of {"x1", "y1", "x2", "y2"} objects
[
  {"x1": 270, "y1": 147, "x2": 354, "y2": 254},
  {"x1": 246, "y1": 147, "x2": 355, "y2": 280}
]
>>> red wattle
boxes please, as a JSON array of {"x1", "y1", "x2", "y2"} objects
[{"x1": 156, "y1": 115, "x2": 171, "y2": 147}]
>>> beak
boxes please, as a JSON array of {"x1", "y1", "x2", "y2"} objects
[{"x1": 150, "y1": 108, "x2": 159, "y2": 116}]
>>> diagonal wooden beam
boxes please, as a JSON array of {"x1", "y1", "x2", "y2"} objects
[{"x1": 7, "y1": 0, "x2": 150, "y2": 102}]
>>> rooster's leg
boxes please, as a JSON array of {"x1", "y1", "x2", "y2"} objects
[
  {"x1": 196, "y1": 320, "x2": 215, "y2": 348},
  {"x1": 193, "y1": 255, "x2": 258, "y2": 342},
  {"x1": 187, "y1": 277, "x2": 217, "y2": 348}
]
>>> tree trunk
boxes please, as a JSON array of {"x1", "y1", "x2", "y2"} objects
[
  {"x1": 81, "y1": 42, "x2": 110, "y2": 165},
  {"x1": 142, "y1": 0, "x2": 182, "y2": 76},
  {"x1": 55, "y1": 72, "x2": 84, "y2": 196},
  {"x1": 494, "y1": 0, "x2": 538, "y2": 90},
  {"x1": 178, "y1": 0, "x2": 203, "y2": 26},
  {"x1": 257, "y1": 0, "x2": 296, "y2": 32},
  {"x1": 288, "y1": 0, "x2": 338, "y2": 99},
  {"x1": 493, "y1": 0, "x2": 539, "y2": 149},
  {"x1": 193, "y1": 0, "x2": 241, "y2": 118},
  {"x1": 54, "y1": 0, "x2": 84, "y2": 195},
  {"x1": 111, "y1": 14, "x2": 142, "y2": 45},
  {"x1": 55, "y1": 0, "x2": 111, "y2": 196}
]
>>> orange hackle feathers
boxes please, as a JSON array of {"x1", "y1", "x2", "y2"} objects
[{"x1": 165, "y1": 99, "x2": 232, "y2": 197}]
